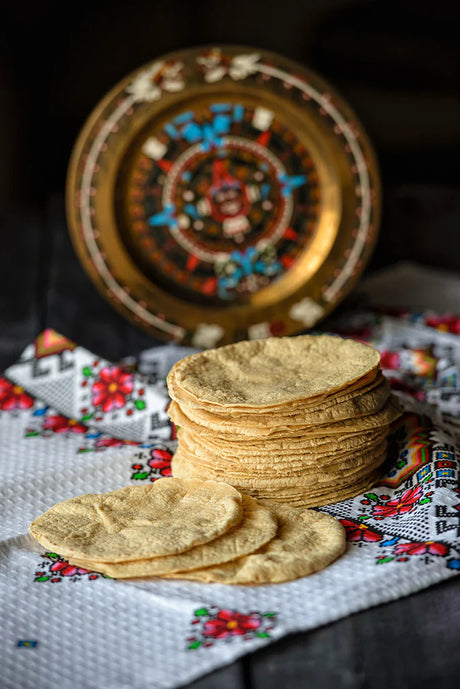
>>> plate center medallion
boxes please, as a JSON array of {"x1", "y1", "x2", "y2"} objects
[{"x1": 121, "y1": 102, "x2": 320, "y2": 304}]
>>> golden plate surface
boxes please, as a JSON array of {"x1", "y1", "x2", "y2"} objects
[{"x1": 66, "y1": 46, "x2": 380, "y2": 347}]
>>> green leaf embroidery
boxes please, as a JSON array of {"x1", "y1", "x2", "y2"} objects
[
  {"x1": 377, "y1": 557, "x2": 394, "y2": 564},
  {"x1": 82, "y1": 366, "x2": 92, "y2": 377},
  {"x1": 131, "y1": 471, "x2": 150, "y2": 480},
  {"x1": 35, "y1": 575, "x2": 51, "y2": 582},
  {"x1": 419, "y1": 497, "x2": 431, "y2": 504},
  {"x1": 134, "y1": 399, "x2": 146, "y2": 410},
  {"x1": 25, "y1": 431, "x2": 39, "y2": 437},
  {"x1": 263, "y1": 612, "x2": 276, "y2": 617},
  {"x1": 194, "y1": 608, "x2": 208, "y2": 617},
  {"x1": 81, "y1": 413, "x2": 94, "y2": 422},
  {"x1": 256, "y1": 632, "x2": 271, "y2": 639},
  {"x1": 364, "y1": 493, "x2": 379, "y2": 502},
  {"x1": 188, "y1": 641, "x2": 202, "y2": 649}
]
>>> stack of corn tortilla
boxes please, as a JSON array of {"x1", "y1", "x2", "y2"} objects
[
  {"x1": 29, "y1": 478, "x2": 346, "y2": 584},
  {"x1": 167, "y1": 335, "x2": 402, "y2": 508}
]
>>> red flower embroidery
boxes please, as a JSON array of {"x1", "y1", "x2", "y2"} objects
[
  {"x1": 0, "y1": 378, "x2": 34, "y2": 411},
  {"x1": 372, "y1": 486, "x2": 423, "y2": 518},
  {"x1": 95, "y1": 437, "x2": 124, "y2": 448},
  {"x1": 426, "y1": 314, "x2": 460, "y2": 335},
  {"x1": 94, "y1": 437, "x2": 138, "y2": 449},
  {"x1": 380, "y1": 350, "x2": 400, "y2": 370},
  {"x1": 91, "y1": 367, "x2": 134, "y2": 413},
  {"x1": 203, "y1": 610, "x2": 261, "y2": 639},
  {"x1": 50, "y1": 561, "x2": 90, "y2": 576},
  {"x1": 42, "y1": 415, "x2": 87, "y2": 434},
  {"x1": 393, "y1": 541, "x2": 448, "y2": 557},
  {"x1": 148, "y1": 448, "x2": 172, "y2": 477},
  {"x1": 340, "y1": 519, "x2": 382, "y2": 542}
]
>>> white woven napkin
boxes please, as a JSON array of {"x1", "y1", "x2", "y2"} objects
[{"x1": 1, "y1": 324, "x2": 459, "y2": 689}]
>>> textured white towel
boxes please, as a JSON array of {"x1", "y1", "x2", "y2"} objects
[{"x1": 1, "y1": 318, "x2": 459, "y2": 689}]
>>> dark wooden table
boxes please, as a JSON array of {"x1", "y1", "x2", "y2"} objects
[{"x1": 1, "y1": 197, "x2": 459, "y2": 689}]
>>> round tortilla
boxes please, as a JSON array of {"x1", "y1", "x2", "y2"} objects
[
  {"x1": 29, "y1": 478, "x2": 243, "y2": 563},
  {"x1": 171, "y1": 439, "x2": 388, "y2": 487},
  {"x1": 65, "y1": 495, "x2": 277, "y2": 579},
  {"x1": 182, "y1": 422, "x2": 387, "y2": 452},
  {"x1": 166, "y1": 503, "x2": 346, "y2": 584},
  {"x1": 168, "y1": 395, "x2": 401, "y2": 439},
  {"x1": 168, "y1": 366, "x2": 382, "y2": 416},
  {"x1": 169, "y1": 379, "x2": 390, "y2": 432},
  {"x1": 178, "y1": 427, "x2": 388, "y2": 469},
  {"x1": 168, "y1": 335, "x2": 380, "y2": 408},
  {"x1": 253, "y1": 471, "x2": 382, "y2": 508},
  {"x1": 171, "y1": 446, "x2": 387, "y2": 509}
]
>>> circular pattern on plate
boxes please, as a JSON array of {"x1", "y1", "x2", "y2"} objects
[
  {"x1": 67, "y1": 46, "x2": 380, "y2": 346},
  {"x1": 121, "y1": 104, "x2": 320, "y2": 305}
]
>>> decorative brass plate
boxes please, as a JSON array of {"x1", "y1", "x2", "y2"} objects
[{"x1": 66, "y1": 46, "x2": 380, "y2": 347}]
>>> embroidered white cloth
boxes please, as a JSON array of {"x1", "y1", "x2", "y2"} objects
[{"x1": 1, "y1": 315, "x2": 460, "y2": 689}]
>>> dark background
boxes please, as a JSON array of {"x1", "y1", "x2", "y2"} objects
[
  {"x1": 1, "y1": 0, "x2": 460, "y2": 364},
  {"x1": 1, "y1": 0, "x2": 460, "y2": 270}
]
